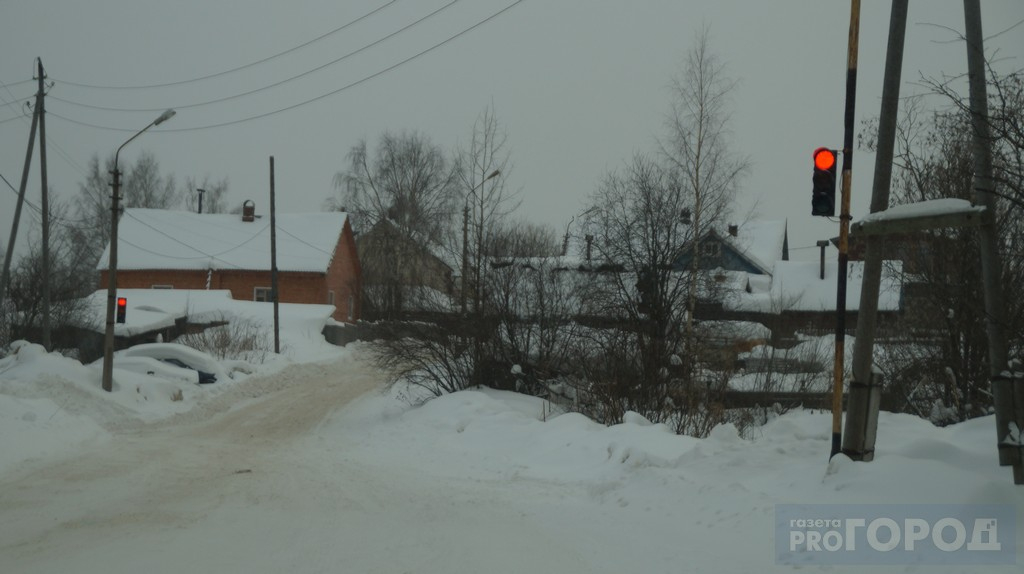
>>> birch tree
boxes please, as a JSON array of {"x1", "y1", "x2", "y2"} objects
[{"x1": 661, "y1": 26, "x2": 748, "y2": 381}]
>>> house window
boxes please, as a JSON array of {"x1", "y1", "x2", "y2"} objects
[
  {"x1": 328, "y1": 290, "x2": 335, "y2": 306},
  {"x1": 151, "y1": 284, "x2": 174, "y2": 289},
  {"x1": 701, "y1": 242, "x2": 720, "y2": 258},
  {"x1": 254, "y1": 287, "x2": 272, "y2": 302},
  {"x1": 348, "y1": 295, "x2": 355, "y2": 321}
]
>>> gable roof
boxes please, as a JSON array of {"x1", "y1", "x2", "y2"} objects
[
  {"x1": 357, "y1": 218, "x2": 457, "y2": 271},
  {"x1": 718, "y1": 220, "x2": 788, "y2": 274},
  {"x1": 676, "y1": 220, "x2": 788, "y2": 276},
  {"x1": 97, "y1": 208, "x2": 350, "y2": 273}
]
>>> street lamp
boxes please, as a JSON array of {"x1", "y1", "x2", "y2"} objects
[
  {"x1": 101, "y1": 109, "x2": 176, "y2": 392},
  {"x1": 460, "y1": 169, "x2": 500, "y2": 315}
]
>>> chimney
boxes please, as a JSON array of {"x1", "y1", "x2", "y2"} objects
[
  {"x1": 816, "y1": 240, "x2": 830, "y2": 280},
  {"x1": 728, "y1": 224, "x2": 738, "y2": 237},
  {"x1": 242, "y1": 200, "x2": 255, "y2": 222}
]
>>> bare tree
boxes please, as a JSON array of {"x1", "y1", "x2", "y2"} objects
[
  {"x1": 568, "y1": 29, "x2": 747, "y2": 432},
  {"x1": 330, "y1": 131, "x2": 458, "y2": 318},
  {"x1": 69, "y1": 154, "x2": 116, "y2": 266},
  {"x1": 860, "y1": 87, "x2": 1024, "y2": 422},
  {"x1": 456, "y1": 104, "x2": 518, "y2": 314},
  {"x1": 70, "y1": 151, "x2": 182, "y2": 266},
  {"x1": 123, "y1": 151, "x2": 178, "y2": 209},
  {"x1": 581, "y1": 155, "x2": 696, "y2": 423},
  {"x1": 488, "y1": 219, "x2": 560, "y2": 259},
  {"x1": 5, "y1": 201, "x2": 96, "y2": 352},
  {"x1": 183, "y1": 176, "x2": 230, "y2": 214},
  {"x1": 661, "y1": 25, "x2": 749, "y2": 376}
]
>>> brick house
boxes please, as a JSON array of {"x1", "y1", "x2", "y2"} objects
[{"x1": 97, "y1": 205, "x2": 361, "y2": 322}]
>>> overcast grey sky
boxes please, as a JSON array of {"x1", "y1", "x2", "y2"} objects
[{"x1": 2, "y1": 0, "x2": 1022, "y2": 262}]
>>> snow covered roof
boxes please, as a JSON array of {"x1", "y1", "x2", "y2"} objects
[
  {"x1": 728, "y1": 260, "x2": 903, "y2": 313},
  {"x1": 718, "y1": 220, "x2": 787, "y2": 275},
  {"x1": 97, "y1": 209, "x2": 349, "y2": 273}
]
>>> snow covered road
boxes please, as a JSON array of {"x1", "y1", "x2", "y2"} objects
[
  {"x1": 0, "y1": 355, "x2": 610, "y2": 573},
  {"x1": 1, "y1": 347, "x2": 1021, "y2": 573}
]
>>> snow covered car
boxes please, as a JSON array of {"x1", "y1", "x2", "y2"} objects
[{"x1": 159, "y1": 358, "x2": 217, "y2": 384}]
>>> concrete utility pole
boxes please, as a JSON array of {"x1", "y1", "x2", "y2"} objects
[
  {"x1": 36, "y1": 58, "x2": 51, "y2": 351},
  {"x1": 843, "y1": 0, "x2": 908, "y2": 462},
  {"x1": 0, "y1": 73, "x2": 40, "y2": 331},
  {"x1": 830, "y1": 0, "x2": 860, "y2": 460},
  {"x1": 963, "y1": 0, "x2": 1021, "y2": 484},
  {"x1": 101, "y1": 109, "x2": 176, "y2": 392}
]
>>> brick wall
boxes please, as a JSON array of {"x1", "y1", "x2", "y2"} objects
[
  {"x1": 325, "y1": 219, "x2": 362, "y2": 322},
  {"x1": 97, "y1": 218, "x2": 363, "y2": 323}
]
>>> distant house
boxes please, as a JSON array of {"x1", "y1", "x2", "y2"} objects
[
  {"x1": 96, "y1": 205, "x2": 361, "y2": 323},
  {"x1": 355, "y1": 218, "x2": 456, "y2": 317},
  {"x1": 718, "y1": 256, "x2": 905, "y2": 345},
  {"x1": 674, "y1": 220, "x2": 789, "y2": 275},
  {"x1": 667, "y1": 220, "x2": 906, "y2": 344}
]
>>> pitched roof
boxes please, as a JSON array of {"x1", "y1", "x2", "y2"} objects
[
  {"x1": 718, "y1": 220, "x2": 787, "y2": 275},
  {"x1": 97, "y1": 208, "x2": 349, "y2": 273}
]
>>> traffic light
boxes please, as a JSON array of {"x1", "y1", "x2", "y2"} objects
[
  {"x1": 811, "y1": 147, "x2": 837, "y2": 217},
  {"x1": 116, "y1": 297, "x2": 127, "y2": 324}
]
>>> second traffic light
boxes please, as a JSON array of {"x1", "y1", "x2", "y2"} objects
[
  {"x1": 811, "y1": 147, "x2": 837, "y2": 217},
  {"x1": 116, "y1": 297, "x2": 127, "y2": 324}
]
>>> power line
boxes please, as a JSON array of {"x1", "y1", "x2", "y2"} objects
[
  {"x1": 277, "y1": 226, "x2": 337, "y2": 258},
  {"x1": 1, "y1": 172, "x2": 97, "y2": 227},
  {"x1": 0, "y1": 79, "x2": 89, "y2": 178},
  {"x1": 0, "y1": 79, "x2": 32, "y2": 89},
  {"x1": 121, "y1": 211, "x2": 249, "y2": 268},
  {"x1": 48, "y1": 0, "x2": 459, "y2": 114},
  {"x1": 52, "y1": 1, "x2": 398, "y2": 91},
  {"x1": 125, "y1": 210, "x2": 273, "y2": 257},
  {"x1": 47, "y1": 0, "x2": 526, "y2": 133},
  {"x1": 0, "y1": 114, "x2": 26, "y2": 126}
]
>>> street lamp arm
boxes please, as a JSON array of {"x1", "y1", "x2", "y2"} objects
[{"x1": 115, "y1": 109, "x2": 176, "y2": 167}]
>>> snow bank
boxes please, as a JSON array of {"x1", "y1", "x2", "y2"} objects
[{"x1": 329, "y1": 383, "x2": 1024, "y2": 510}]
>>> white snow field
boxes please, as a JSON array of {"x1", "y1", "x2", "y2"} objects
[{"x1": 1, "y1": 338, "x2": 1022, "y2": 573}]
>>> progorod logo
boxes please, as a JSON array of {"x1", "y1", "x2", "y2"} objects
[{"x1": 775, "y1": 504, "x2": 1015, "y2": 565}]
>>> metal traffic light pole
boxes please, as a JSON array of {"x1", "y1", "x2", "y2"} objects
[{"x1": 829, "y1": 0, "x2": 860, "y2": 460}]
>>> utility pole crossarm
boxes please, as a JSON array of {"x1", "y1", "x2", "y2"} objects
[{"x1": 851, "y1": 199, "x2": 986, "y2": 237}]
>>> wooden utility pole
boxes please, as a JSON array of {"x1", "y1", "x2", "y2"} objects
[
  {"x1": 830, "y1": 0, "x2": 860, "y2": 459},
  {"x1": 963, "y1": 0, "x2": 1021, "y2": 483},
  {"x1": 269, "y1": 157, "x2": 280, "y2": 354},
  {"x1": 36, "y1": 58, "x2": 51, "y2": 351},
  {"x1": 843, "y1": 0, "x2": 908, "y2": 462},
  {"x1": 0, "y1": 78, "x2": 40, "y2": 328}
]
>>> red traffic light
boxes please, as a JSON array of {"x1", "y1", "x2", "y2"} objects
[
  {"x1": 116, "y1": 297, "x2": 127, "y2": 323},
  {"x1": 814, "y1": 147, "x2": 836, "y2": 171}
]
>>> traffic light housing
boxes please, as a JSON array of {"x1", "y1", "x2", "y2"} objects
[
  {"x1": 116, "y1": 297, "x2": 127, "y2": 324},
  {"x1": 812, "y1": 147, "x2": 837, "y2": 217}
]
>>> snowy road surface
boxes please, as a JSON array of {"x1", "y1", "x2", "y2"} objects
[
  {"x1": 0, "y1": 355, "x2": 621, "y2": 573},
  {"x1": 2, "y1": 348, "x2": 1021, "y2": 573}
]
